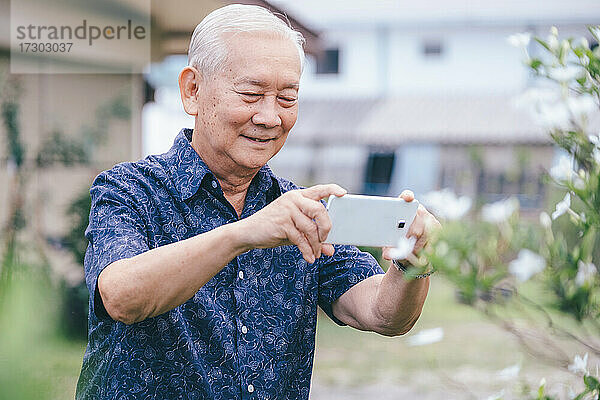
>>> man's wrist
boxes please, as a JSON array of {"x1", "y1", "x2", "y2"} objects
[
  {"x1": 392, "y1": 259, "x2": 434, "y2": 279},
  {"x1": 222, "y1": 220, "x2": 254, "y2": 255}
]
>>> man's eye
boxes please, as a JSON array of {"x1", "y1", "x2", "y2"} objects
[
  {"x1": 238, "y1": 92, "x2": 262, "y2": 102},
  {"x1": 278, "y1": 97, "x2": 297, "y2": 103}
]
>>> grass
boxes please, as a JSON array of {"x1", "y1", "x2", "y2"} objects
[
  {"x1": 5, "y1": 338, "x2": 87, "y2": 399},
  {"x1": 0, "y1": 276, "x2": 593, "y2": 400},
  {"x1": 314, "y1": 279, "x2": 512, "y2": 382},
  {"x1": 311, "y1": 278, "x2": 594, "y2": 399},
  {"x1": 0, "y1": 273, "x2": 87, "y2": 400}
]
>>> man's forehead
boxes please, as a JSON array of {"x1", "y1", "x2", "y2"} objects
[
  {"x1": 220, "y1": 32, "x2": 302, "y2": 82},
  {"x1": 234, "y1": 77, "x2": 299, "y2": 89}
]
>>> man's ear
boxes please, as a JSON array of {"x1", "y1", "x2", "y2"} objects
[{"x1": 178, "y1": 66, "x2": 202, "y2": 116}]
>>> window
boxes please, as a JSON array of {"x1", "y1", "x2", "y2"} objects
[
  {"x1": 316, "y1": 48, "x2": 340, "y2": 74},
  {"x1": 363, "y1": 151, "x2": 395, "y2": 195},
  {"x1": 422, "y1": 41, "x2": 443, "y2": 57},
  {"x1": 476, "y1": 170, "x2": 545, "y2": 208}
]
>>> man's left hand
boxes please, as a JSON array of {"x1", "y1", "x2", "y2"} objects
[{"x1": 381, "y1": 190, "x2": 441, "y2": 262}]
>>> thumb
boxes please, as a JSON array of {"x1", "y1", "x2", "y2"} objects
[
  {"x1": 301, "y1": 184, "x2": 347, "y2": 201},
  {"x1": 399, "y1": 189, "x2": 414, "y2": 202}
]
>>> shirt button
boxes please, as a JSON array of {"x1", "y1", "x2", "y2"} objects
[
  {"x1": 241, "y1": 325, "x2": 248, "y2": 334},
  {"x1": 211, "y1": 180, "x2": 218, "y2": 189},
  {"x1": 238, "y1": 270, "x2": 244, "y2": 280},
  {"x1": 247, "y1": 384, "x2": 254, "y2": 393}
]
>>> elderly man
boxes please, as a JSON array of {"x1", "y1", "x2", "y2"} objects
[{"x1": 76, "y1": 4, "x2": 438, "y2": 400}]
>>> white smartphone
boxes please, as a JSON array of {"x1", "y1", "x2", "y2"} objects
[{"x1": 325, "y1": 194, "x2": 419, "y2": 247}]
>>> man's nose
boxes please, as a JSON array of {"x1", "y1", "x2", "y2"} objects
[{"x1": 251, "y1": 96, "x2": 282, "y2": 128}]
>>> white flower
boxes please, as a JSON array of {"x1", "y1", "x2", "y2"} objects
[
  {"x1": 568, "y1": 353, "x2": 589, "y2": 375},
  {"x1": 485, "y1": 391, "x2": 505, "y2": 400},
  {"x1": 436, "y1": 241, "x2": 449, "y2": 257},
  {"x1": 547, "y1": 34, "x2": 559, "y2": 51},
  {"x1": 507, "y1": 32, "x2": 531, "y2": 48},
  {"x1": 509, "y1": 249, "x2": 546, "y2": 282},
  {"x1": 406, "y1": 327, "x2": 444, "y2": 346},
  {"x1": 582, "y1": 54, "x2": 591, "y2": 66},
  {"x1": 552, "y1": 193, "x2": 571, "y2": 220},
  {"x1": 513, "y1": 88, "x2": 559, "y2": 110},
  {"x1": 573, "y1": 37, "x2": 590, "y2": 49},
  {"x1": 549, "y1": 155, "x2": 574, "y2": 182},
  {"x1": 388, "y1": 236, "x2": 416, "y2": 260},
  {"x1": 589, "y1": 134, "x2": 600, "y2": 147},
  {"x1": 548, "y1": 66, "x2": 582, "y2": 82},
  {"x1": 496, "y1": 364, "x2": 521, "y2": 380},
  {"x1": 561, "y1": 39, "x2": 571, "y2": 54},
  {"x1": 535, "y1": 101, "x2": 571, "y2": 130},
  {"x1": 593, "y1": 148, "x2": 600, "y2": 165},
  {"x1": 573, "y1": 176, "x2": 586, "y2": 190},
  {"x1": 575, "y1": 261, "x2": 597, "y2": 287},
  {"x1": 481, "y1": 197, "x2": 519, "y2": 224},
  {"x1": 421, "y1": 189, "x2": 472, "y2": 220},
  {"x1": 551, "y1": 26, "x2": 559, "y2": 36},
  {"x1": 539, "y1": 212, "x2": 552, "y2": 229},
  {"x1": 566, "y1": 94, "x2": 597, "y2": 120},
  {"x1": 512, "y1": 88, "x2": 575, "y2": 130}
]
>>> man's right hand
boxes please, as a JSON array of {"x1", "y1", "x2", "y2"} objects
[{"x1": 236, "y1": 184, "x2": 347, "y2": 263}]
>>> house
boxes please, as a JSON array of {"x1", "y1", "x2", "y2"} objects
[
  {"x1": 0, "y1": 0, "x2": 319, "y2": 276},
  {"x1": 266, "y1": 0, "x2": 600, "y2": 207}
]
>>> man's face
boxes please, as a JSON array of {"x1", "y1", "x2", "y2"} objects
[{"x1": 192, "y1": 32, "x2": 301, "y2": 175}]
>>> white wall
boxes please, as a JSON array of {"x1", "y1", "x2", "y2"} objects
[
  {"x1": 299, "y1": 23, "x2": 594, "y2": 99},
  {"x1": 387, "y1": 27, "x2": 528, "y2": 95},
  {"x1": 300, "y1": 29, "x2": 382, "y2": 98}
]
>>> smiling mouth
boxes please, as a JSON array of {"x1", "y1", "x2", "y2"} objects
[{"x1": 242, "y1": 135, "x2": 275, "y2": 143}]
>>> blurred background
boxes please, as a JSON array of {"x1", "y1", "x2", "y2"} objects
[{"x1": 1, "y1": 0, "x2": 599, "y2": 399}]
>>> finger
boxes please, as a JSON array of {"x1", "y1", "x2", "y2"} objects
[
  {"x1": 407, "y1": 206, "x2": 427, "y2": 238},
  {"x1": 293, "y1": 196, "x2": 332, "y2": 242},
  {"x1": 301, "y1": 184, "x2": 347, "y2": 201},
  {"x1": 413, "y1": 236, "x2": 428, "y2": 253},
  {"x1": 290, "y1": 210, "x2": 321, "y2": 259},
  {"x1": 399, "y1": 189, "x2": 414, "y2": 202},
  {"x1": 417, "y1": 206, "x2": 441, "y2": 235},
  {"x1": 286, "y1": 224, "x2": 316, "y2": 263},
  {"x1": 425, "y1": 213, "x2": 442, "y2": 233},
  {"x1": 321, "y1": 243, "x2": 335, "y2": 257},
  {"x1": 407, "y1": 218, "x2": 424, "y2": 239},
  {"x1": 381, "y1": 246, "x2": 392, "y2": 260}
]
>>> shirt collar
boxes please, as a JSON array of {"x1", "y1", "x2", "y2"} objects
[
  {"x1": 245, "y1": 162, "x2": 280, "y2": 207},
  {"x1": 165, "y1": 128, "x2": 281, "y2": 202},
  {"x1": 165, "y1": 128, "x2": 211, "y2": 201}
]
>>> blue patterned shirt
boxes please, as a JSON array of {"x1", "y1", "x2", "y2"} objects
[{"x1": 76, "y1": 128, "x2": 383, "y2": 400}]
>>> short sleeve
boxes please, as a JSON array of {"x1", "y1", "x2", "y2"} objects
[
  {"x1": 84, "y1": 172, "x2": 150, "y2": 320},
  {"x1": 317, "y1": 245, "x2": 384, "y2": 325}
]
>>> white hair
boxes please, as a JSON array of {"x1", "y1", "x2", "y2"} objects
[{"x1": 187, "y1": 4, "x2": 306, "y2": 76}]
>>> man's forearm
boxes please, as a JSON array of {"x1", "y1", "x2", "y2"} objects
[
  {"x1": 332, "y1": 263, "x2": 430, "y2": 336},
  {"x1": 98, "y1": 222, "x2": 251, "y2": 325},
  {"x1": 371, "y1": 265, "x2": 430, "y2": 336}
]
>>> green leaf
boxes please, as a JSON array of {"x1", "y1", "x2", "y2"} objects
[
  {"x1": 576, "y1": 76, "x2": 587, "y2": 86},
  {"x1": 537, "y1": 381, "x2": 546, "y2": 398},
  {"x1": 535, "y1": 38, "x2": 552, "y2": 52},
  {"x1": 588, "y1": 25, "x2": 600, "y2": 41},
  {"x1": 572, "y1": 392, "x2": 588, "y2": 400},
  {"x1": 529, "y1": 58, "x2": 543, "y2": 70},
  {"x1": 584, "y1": 375, "x2": 600, "y2": 389}
]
